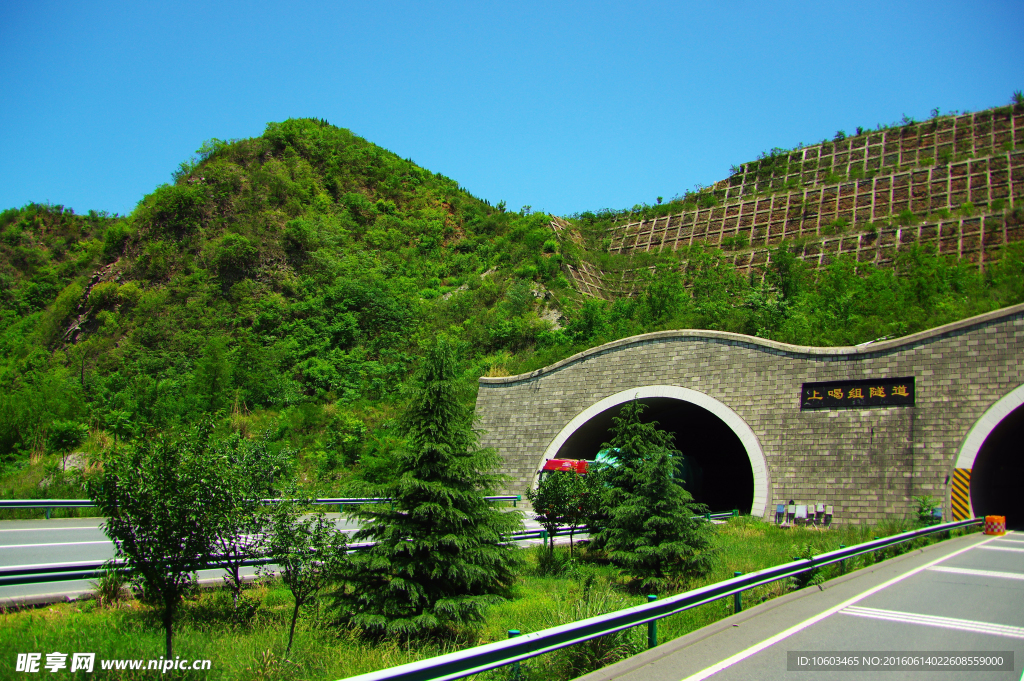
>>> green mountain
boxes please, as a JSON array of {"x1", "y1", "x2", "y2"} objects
[{"x1": 1, "y1": 112, "x2": 1022, "y2": 495}]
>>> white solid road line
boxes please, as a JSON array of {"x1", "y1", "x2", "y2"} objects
[
  {"x1": 3, "y1": 559, "x2": 118, "y2": 570},
  {"x1": 928, "y1": 565, "x2": 1024, "y2": 581},
  {"x1": 841, "y1": 606, "x2": 1024, "y2": 639},
  {"x1": 679, "y1": 535, "x2": 999, "y2": 681},
  {"x1": 0, "y1": 526, "x2": 102, "y2": 533},
  {"x1": 979, "y1": 545, "x2": 1024, "y2": 553},
  {"x1": 2, "y1": 540, "x2": 110, "y2": 549}
]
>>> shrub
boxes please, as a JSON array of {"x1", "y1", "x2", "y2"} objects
[
  {"x1": 268, "y1": 497, "x2": 348, "y2": 660},
  {"x1": 91, "y1": 562, "x2": 130, "y2": 607},
  {"x1": 87, "y1": 281, "x2": 119, "y2": 311}
]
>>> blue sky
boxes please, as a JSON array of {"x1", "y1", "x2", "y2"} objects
[{"x1": 1, "y1": 1, "x2": 1021, "y2": 218}]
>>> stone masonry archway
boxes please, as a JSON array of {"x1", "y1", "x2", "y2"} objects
[
  {"x1": 539, "y1": 386, "x2": 769, "y2": 517},
  {"x1": 953, "y1": 383, "x2": 1024, "y2": 527}
]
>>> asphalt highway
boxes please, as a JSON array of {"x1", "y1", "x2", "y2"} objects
[
  {"x1": 0, "y1": 515, "x2": 363, "y2": 606},
  {"x1": 579, "y1": 530, "x2": 1024, "y2": 681},
  {"x1": 0, "y1": 513, "x2": 550, "y2": 606}
]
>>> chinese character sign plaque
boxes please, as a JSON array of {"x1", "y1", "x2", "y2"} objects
[{"x1": 801, "y1": 377, "x2": 915, "y2": 410}]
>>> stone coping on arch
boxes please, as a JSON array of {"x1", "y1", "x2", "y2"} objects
[
  {"x1": 479, "y1": 302, "x2": 1024, "y2": 385},
  {"x1": 955, "y1": 382, "x2": 1024, "y2": 471}
]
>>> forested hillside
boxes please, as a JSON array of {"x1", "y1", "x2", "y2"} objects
[{"x1": 2, "y1": 115, "x2": 1023, "y2": 498}]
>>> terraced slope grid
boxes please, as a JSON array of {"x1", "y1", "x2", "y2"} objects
[{"x1": 604, "y1": 105, "x2": 1023, "y2": 280}]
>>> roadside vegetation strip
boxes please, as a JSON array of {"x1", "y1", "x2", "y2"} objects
[
  {"x1": 342, "y1": 518, "x2": 981, "y2": 681},
  {"x1": 0, "y1": 517, "x2": 979, "y2": 681}
]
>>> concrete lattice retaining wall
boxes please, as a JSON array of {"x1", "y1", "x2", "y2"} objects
[{"x1": 566, "y1": 106, "x2": 1024, "y2": 296}]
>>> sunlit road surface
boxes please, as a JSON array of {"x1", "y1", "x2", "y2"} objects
[
  {"x1": 578, "y1": 531, "x2": 1024, "y2": 681},
  {"x1": 0, "y1": 511, "x2": 552, "y2": 606}
]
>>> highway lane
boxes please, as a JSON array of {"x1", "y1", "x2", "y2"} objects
[
  {"x1": 0, "y1": 515, "x2": 364, "y2": 605},
  {"x1": 579, "y1": 531, "x2": 1024, "y2": 681},
  {"x1": 0, "y1": 513, "x2": 549, "y2": 606}
]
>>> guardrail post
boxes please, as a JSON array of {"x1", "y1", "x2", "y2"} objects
[
  {"x1": 704, "y1": 512, "x2": 711, "y2": 521},
  {"x1": 514, "y1": 495, "x2": 520, "y2": 508},
  {"x1": 839, "y1": 545, "x2": 845, "y2": 574},
  {"x1": 647, "y1": 595, "x2": 657, "y2": 648},
  {"x1": 45, "y1": 507, "x2": 52, "y2": 520},
  {"x1": 508, "y1": 630, "x2": 522, "y2": 680},
  {"x1": 732, "y1": 509, "x2": 738, "y2": 517},
  {"x1": 541, "y1": 530, "x2": 548, "y2": 550},
  {"x1": 733, "y1": 572, "x2": 742, "y2": 613}
]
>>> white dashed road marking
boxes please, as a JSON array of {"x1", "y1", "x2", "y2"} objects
[
  {"x1": 841, "y1": 606, "x2": 1024, "y2": 639},
  {"x1": 927, "y1": 565, "x2": 1024, "y2": 581}
]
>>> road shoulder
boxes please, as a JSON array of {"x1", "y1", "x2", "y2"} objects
[{"x1": 575, "y1": 531, "x2": 990, "y2": 681}]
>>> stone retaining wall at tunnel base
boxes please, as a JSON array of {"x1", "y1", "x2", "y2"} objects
[{"x1": 474, "y1": 303, "x2": 1024, "y2": 526}]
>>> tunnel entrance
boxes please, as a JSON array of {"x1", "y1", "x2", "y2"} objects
[
  {"x1": 971, "y1": 403, "x2": 1024, "y2": 529},
  {"x1": 553, "y1": 397, "x2": 754, "y2": 514}
]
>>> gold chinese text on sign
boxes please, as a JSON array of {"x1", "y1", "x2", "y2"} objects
[{"x1": 800, "y1": 377, "x2": 915, "y2": 410}]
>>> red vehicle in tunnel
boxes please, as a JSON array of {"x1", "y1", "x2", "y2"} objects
[{"x1": 538, "y1": 458, "x2": 588, "y2": 482}]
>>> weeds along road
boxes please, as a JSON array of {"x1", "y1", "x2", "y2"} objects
[
  {"x1": 578, "y1": 530, "x2": 1024, "y2": 681},
  {"x1": 0, "y1": 513, "x2": 549, "y2": 606}
]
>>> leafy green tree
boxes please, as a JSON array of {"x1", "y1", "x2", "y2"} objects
[
  {"x1": 104, "y1": 409, "x2": 135, "y2": 445},
  {"x1": 88, "y1": 422, "x2": 233, "y2": 659},
  {"x1": 526, "y1": 470, "x2": 571, "y2": 553},
  {"x1": 46, "y1": 419, "x2": 88, "y2": 472},
  {"x1": 335, "y1": 337, "x2": 524, "y2": 637},
  {"x1": 598, "y1": 400, "x2": 717, "y2": 592},
  {"x1": 211, "y1": 432, "x2": 286, "y2": 606},
  {"x1": 191, "y1": 336, "x2": 232, "y2": 414},
  {"x1": 267, "y1": 498, "x2": 347, "y2": 660},
  {"x1": 526, "y1": 469, "x2": 602, "y2": 556},
  {"x1": 562, "y1": 471, "x2": 603, "y2": 555}
]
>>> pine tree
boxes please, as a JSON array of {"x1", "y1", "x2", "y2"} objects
[
  {"x1": 335, "y1": 337, "x2": 523, "y2": 637},
  {"x1": 599, "y1": 399, "x2": 717, "y2": 592}
]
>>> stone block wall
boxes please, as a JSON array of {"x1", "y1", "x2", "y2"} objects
[{"x1": 475, "y1": 304, "x2": 1024, "y2": 525}]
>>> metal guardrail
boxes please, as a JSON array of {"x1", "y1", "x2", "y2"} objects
[
  {"x1": 0, "y1": 557, "x2": 273, "y2": 588},
  {"x1": 0, "y1": 495, "x2": 523, "y2": 518},
  {"x1": 339, "y1": 517, "x2": 984, "y2": 681},
  {"x1": 0, "y1": 526, "x2": 574, "y2": 588}
]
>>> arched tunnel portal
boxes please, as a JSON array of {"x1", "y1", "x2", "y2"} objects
[
  {"x1": 955, "y1": 383, "x2": 1024, "y2": 529},
  {"x1": 539, "y1": 386, "x2": 769, "y2": 516}
]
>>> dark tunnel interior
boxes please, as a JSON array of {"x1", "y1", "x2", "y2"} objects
[
  {"x1": 554, "y1": 397, "x2": 754, "y2": 514},
  {"x1": 971, "y1": 403, "x2": 1024, "y2": 529}
]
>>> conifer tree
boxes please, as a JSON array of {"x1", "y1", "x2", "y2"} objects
[
  {"x1": 335, "y1": 337, "x2": 523, "y2": 636},
  {"x1": 598, "y1": 399, "x2": 717, "y2": 592}
]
